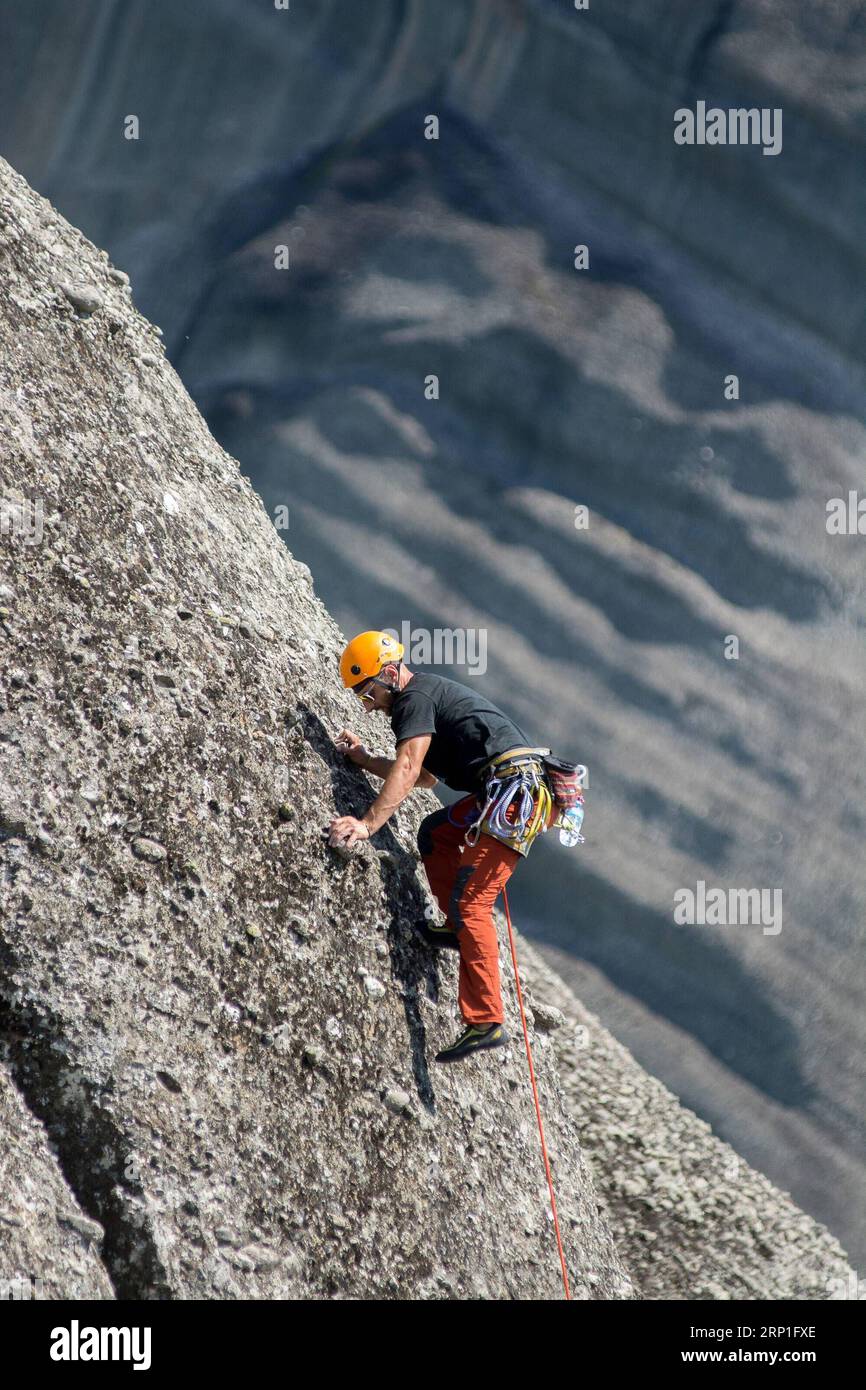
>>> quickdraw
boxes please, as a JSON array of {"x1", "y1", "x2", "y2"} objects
[{"x1": 464, "y1": 748, "x2": 554, "y2": 857}]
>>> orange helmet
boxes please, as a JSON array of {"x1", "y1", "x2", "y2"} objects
[{"x1": 339, "y1": 630, "x2": 405, "y2": 690}]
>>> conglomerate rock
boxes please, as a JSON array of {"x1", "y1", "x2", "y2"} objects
[{"x1": 0, "y1": 155, "x2": 630, "y2": 1300}]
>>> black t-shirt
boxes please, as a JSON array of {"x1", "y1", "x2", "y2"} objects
[{"x1": 389, "y1": 672, "x2": 532, "y2": 793}]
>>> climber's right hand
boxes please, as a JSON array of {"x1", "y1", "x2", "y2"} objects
[{"x1": 334, "y1": 728, "x2": 369, "y2": 767}]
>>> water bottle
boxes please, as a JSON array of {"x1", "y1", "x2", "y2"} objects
[{"x1": 559, "y1": 800, "x2": 585, "y2": 847}]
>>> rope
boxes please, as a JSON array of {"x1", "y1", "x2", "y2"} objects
[{"x1": 501, "y1": 884, "x2": 571, "y2": 1300}]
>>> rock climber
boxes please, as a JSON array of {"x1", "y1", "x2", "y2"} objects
[{"x1": 328, "y1": 630, "x2": 576, "y2": 1065}]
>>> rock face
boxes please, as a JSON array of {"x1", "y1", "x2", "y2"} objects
[
  {"x1": 0, "y1": 157, "x2": 861, "y2": 1301},
  {"x1": 3, "y1": 0, "x2": 864, "y2": 1262},
  {"x1": 0, "y1": 156, "x2": 630, "y2": 1299},
  {"x1": 0, "y1": 1066, "x2": 115, "y2": 1300}
]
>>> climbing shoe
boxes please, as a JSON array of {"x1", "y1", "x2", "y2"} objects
[
  {"x1": 435, "y1": 1022, "x2": 509, "y2": 1063},
  {"x1": 414, "y1": 919, "x2": 461, "y2": 951}
]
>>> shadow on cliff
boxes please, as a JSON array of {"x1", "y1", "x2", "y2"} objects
[
  {"x1": 187, "y1": 308, "x2": 837, "y2": 631},
  {"x1": 514, "y1": 855, "x2": 815, "y2": 1108},
  {"x1": 171, "y1": 86, "x2": 866, "y2": 430},
  {"x1": 298, "y1": 704, "x2": 451, "y2": 1112}
]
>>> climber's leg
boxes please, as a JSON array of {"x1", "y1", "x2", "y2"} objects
[
  {"x1": 416, "y1": 795, "x2": 479, "y2": 927},
  {"x1": 448, "y1": 833, "x2": 520, "y2": 1026}
]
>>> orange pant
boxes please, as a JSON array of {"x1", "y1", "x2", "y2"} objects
[{"x1": 417, "y1": 794, "x2": 524, "y2": 1025}]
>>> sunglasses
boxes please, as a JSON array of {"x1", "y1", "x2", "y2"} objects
[{"x1": 355, "y1": 674, "x2": 392, "y2": 704}]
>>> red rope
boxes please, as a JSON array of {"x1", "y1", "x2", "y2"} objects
[{"x1": 501, "y1": 885, "x2": 571, "y2": 1300}]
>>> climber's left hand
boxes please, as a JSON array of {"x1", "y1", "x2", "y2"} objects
[{"x1": 328, "y1": 815, "x2": 371, "y2": 848}]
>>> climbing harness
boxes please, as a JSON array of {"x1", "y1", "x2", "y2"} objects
[
  {"x1": 464, "y1": 746, "x2": 588, "y2": 856},
  {"x1": 464, "y1": 746, "x2": 553, "y2": 855},
  {"x1": 502, "y1": 884, "x2": 571, "y2": 1299}
]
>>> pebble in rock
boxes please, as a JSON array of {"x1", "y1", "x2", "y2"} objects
[
  {"x1": 60, "y1": 282, "x2": 104, "y2": 315},
  {"x1": 383, "y1": 1088, "x2": 411, "y2": 1115},
  {"x1": 531, "y1": 1003, "x2": 565, "y2": 1033},
  {"x1": 57, "y1": 1211, "x2": 105, "y2": 1244},
  {"x1": 132, "y1": 837, "x2": 167, "y2": 862},
  {"x1": 243, "y1": 1245, "x2": 281, "y2": 1271}
]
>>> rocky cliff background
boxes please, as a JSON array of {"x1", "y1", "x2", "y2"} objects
[
  {"x1": 0, "y1": 156, "x2": 860, "y2": 1300},
  {"x1": 1, "y1": 0, "x2": 865, "y2": 1282}
]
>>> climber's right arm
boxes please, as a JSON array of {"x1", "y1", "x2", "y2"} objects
[
  {"x1": 334, "y1": 729, "x2": 436, "y2": 787},
  {"x1": 359, "y1": 753, "x2": 437, "y2": 788}
]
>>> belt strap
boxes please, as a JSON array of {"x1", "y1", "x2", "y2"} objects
[{"x1": 481, "y1": 745, "x2": 551, "y2": 775}]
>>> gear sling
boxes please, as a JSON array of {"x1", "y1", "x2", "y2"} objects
[{"x1": 466, "y1": 746, "x2": 586, "y2": 855}]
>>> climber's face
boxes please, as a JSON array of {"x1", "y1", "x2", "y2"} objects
[{"x1": 356, "y1": 664, "x2": 399, "y2": 715}]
